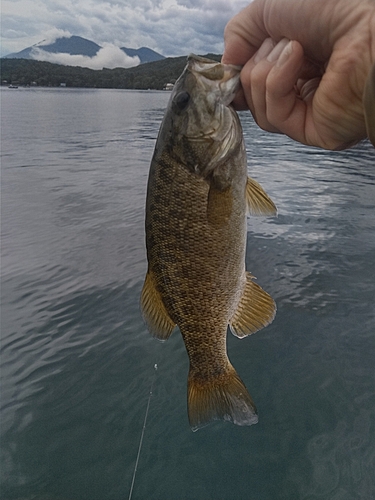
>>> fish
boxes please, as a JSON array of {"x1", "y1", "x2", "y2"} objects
[
  {"x1": 363, "y1": 61, "x2": 375, "y2": 147},
  {"x1": 141, "y1": 54, "x2": 277, "y2": 431}
]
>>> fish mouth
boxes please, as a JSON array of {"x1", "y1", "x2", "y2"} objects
[{"x1": 187, "y1": 53, "x2": 241, "y2": 107}]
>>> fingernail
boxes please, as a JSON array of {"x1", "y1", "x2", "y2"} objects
[
  {"x1": 276, "y1": 40, "x2": 293, "y2": 67},
  {"x1": 253, "y1": 38, "x2": 275, "y2": 64},
  {"x1": 266, "y1": 38, "x2": 290, "y2": 63}
]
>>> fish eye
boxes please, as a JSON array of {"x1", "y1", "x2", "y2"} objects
[{"x1": 174, "y1": 91, "x2": 190, "y2": 111}]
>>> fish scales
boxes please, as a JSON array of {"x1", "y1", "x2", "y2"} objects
[
  {"x1": 141, "y1": 54, "x2": 277, "y2": 430},
  {"x1": 148, "y1": 148, "x2": 246, "y2": 368}
]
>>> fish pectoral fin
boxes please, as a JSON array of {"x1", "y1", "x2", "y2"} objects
[
  {"x1": 246, "y1": 176, "x2": 277, "y2": 216},
  {"x1": 188, "y1": 363, "x2": 258, "y2": 431},
  {"x1": 363, "y1": 61, "x2": 375, "y2": 147},
  {"x1": 229, "y1": 272, "x2": 276, "y2": 338},
  {"x1": 140, "y1": 271, "x2": 176, "y2": 341}
]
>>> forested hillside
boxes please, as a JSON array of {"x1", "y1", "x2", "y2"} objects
[{"x1": 1, "y1": 54, "x2": 221, "y2": 90}]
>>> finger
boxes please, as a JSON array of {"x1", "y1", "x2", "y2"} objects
[
  {"x1": 242, "y1": 38, "x2": 290, "y2": 133},
  {"x1": 236, "y1": 38, "x2": 322, "y2": 114},
  {"x1": 222, "y1": 0, "x2": 332, "y2": 67},
  {"x1": 230, "y1": 86, "x2": 249, "y2": 111},
  {"x1": 265, "y1": 40, "x2": 317, "y2": 144},
  {"x1": 231, "y1": 37, "x2": 276, "y2": 112},
  {"x1": 296, "y1": 77, "x2": 321, "y2": 101},
  {"x1": 222, "y1": 2, "x2": 268, "y2": 65}
]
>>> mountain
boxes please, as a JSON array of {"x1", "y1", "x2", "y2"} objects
[
  {"x1": 37, "y1": 36, "x2": 101, "y2": 57},
  {"x1": 5, "y1": 46, "x2": 37, "y2": 60},
  {"x1": 5, "y1": 36, "x2": 101, "y2": 59},
  {"x1": 5, "y1": 36, "x2": 165, "y2": 65},
  {"x1": 0, "y1": 54, "x2": 221, "y2": 90},
  {"x1": 120, "y1": 46, "x2": 165, "y2": 64}
]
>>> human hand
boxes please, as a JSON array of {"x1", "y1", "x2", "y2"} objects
[{"x1": 222, "y1": 0, "x2": 375, "y2": 150}]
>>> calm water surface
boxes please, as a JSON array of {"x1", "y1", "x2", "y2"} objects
[{"x1": 1, "y1": 87, "x2": 375, "y2": 500}]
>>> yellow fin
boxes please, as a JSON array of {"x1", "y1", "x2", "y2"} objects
[
  {"x1": 188, "y1": 363, "x2": 258, "y2": 431},
  {"x1": 363, "y1": 62, "x2": 375, "y2": 147},
  {"x1": 140, "y1": 271, "x2": 176, "y2": 340},
  {"x1": 246, "y1": 177, "x2": 277, "y2": 216},
  {"x1": 229, "y1": 272, "x2": 276, "y2": 338}
]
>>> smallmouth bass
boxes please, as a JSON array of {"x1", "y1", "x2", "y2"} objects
[{"x1": 141, "y1": 54, "x2": 277, "y2": 431}]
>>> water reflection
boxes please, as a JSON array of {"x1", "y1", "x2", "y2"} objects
[{"x1": 1, "y1": 89, "x2": 374, "y2": 500}]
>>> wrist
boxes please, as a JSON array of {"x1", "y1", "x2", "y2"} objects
[
  {"x1": 364, "y1": 11, "x2": 375, "y2": 146},
  {"x1": 370, "y1": 9, "x2": 375, "y2": 67}
]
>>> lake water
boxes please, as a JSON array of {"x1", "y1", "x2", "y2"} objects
[{"x1": 1, "y1": 87, "x2": 375, "y2": 500}]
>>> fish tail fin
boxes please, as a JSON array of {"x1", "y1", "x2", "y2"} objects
[{"x1": 187, "y1": 364, "x2": 258, "y2": 431}]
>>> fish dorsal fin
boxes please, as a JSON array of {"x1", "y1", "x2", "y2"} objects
[
  {"x1": 363, "y1": 62, "x2": 375, "y2": 147},
  {"x1": 140, "y1": 271, "x2": 176, "y2": 340},
  {"x1": 229, "y1": 272, "x2": 276, "y2": 338},
  {"x1": 246, "y1": 177, "x2": 277, "y2": 216}
]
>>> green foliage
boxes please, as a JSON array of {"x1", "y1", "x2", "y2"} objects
[{"x1": 0, "y1": 54, "x2": 222, "y2": 89}]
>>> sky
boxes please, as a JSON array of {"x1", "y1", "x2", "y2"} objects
[{"x1": 1, "y1": 0, "x2": 250, "y2": 68}]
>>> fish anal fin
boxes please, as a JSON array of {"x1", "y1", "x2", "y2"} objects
[
  {"x1": 140, "y1": 271, "x2": 176, "y2": 341},
  {"x1": 188, "y1": 364, "x2": 258, "y2": 431},
  {"x1": 229, "y1": 272, "x2": 276, "y2": 338},
  {"x1": 246, "y1": 176, "x2": 277, "y2": 216}
]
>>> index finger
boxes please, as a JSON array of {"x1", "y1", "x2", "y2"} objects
[{"x1": 222, "y1": 2, "x2": 269, "y2": 65}]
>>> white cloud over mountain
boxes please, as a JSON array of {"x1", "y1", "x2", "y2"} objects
[
  {"x1": 31, "y1": 44, "x2": 140, "y2": 70},
  {"x1": 1, "y1": 0, "x2": 250, "y2": 57},
  {"x1": 38, "y1": 28, "x2": 73, "y2": 46}
]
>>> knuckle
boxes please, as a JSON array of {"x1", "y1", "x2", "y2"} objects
[{"x1": 250, "y1": 61, "x2": 272, "y2": 88}]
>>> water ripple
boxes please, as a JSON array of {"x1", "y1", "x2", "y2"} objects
[{"x1": 1, "y1": 89, "x2": 374, "y2": 500}]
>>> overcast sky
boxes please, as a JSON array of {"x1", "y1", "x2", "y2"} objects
[{"x1": 1, "y1": 0, "x2": 250, "y2": 65}]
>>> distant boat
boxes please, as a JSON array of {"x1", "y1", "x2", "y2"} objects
[
  {"x1": 8, "y1": 84, "x2": 18, "y2": 89},
  {"x1": 163, "y1": 83, "x2": 174, "y2": 91}
]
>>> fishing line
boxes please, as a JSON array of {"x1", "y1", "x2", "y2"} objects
[{"x1": 128, "y1": 362, "x2": 158, "y2": 500}]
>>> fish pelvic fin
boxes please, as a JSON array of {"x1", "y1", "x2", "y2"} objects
[
  {"x1": 140, "y1": 271, "x2": 176, "y2": 341},
  {"x1": 188, "y1": 364, "x2": 258, "y2": 431},
  {"x1": 363, "y1": 61, "x2": 375, "y2": 147},
  {"x1": 229, "y1": 272, "x2": 276, "y2": 338},
  {"x1": 246, "y1": 176, "x2": 277, "y2": 216}
]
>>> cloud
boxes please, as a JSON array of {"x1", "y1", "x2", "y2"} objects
[
  {"x1": 2, "y1": 29, "x2": 30, "y2": 39},
  {"x1": 1, "y1": 0, "x2": 250, "y2": 57},
  {"x1": 38, "y1": 28, "x2": 72, "y2": 46},
  {"x1": 31, "y1": 44, "x2": 140, "y2": 70}
]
